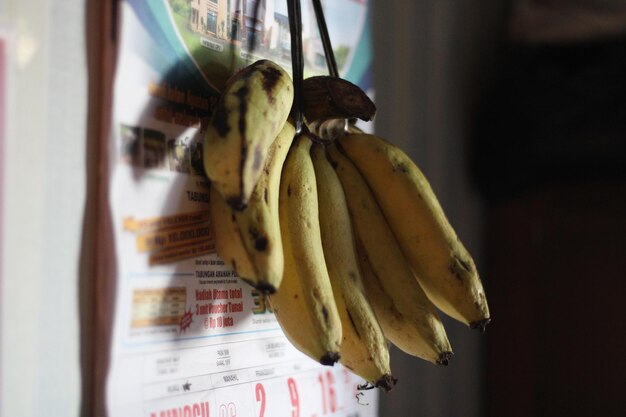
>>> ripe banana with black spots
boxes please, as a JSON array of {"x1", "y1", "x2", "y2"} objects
[
  {"x1": 267, "y1": 134, "x2": 342, "y2": 365},
  {"x1": 338, "y1": 133, "x2": 490, "y2": 329},
  {"x1": 210, "y1": 187, "x2": 255, "y2": 281},
  {"x1": 204, "y1": 60, "x2": 293, "y2": 210},
  {"x1": 327, "y1": 144, "x2": 452, "y2": 364},
  {"x1": 311, "y1": 144, "x2": 395, "y2": 391},
  {"x1": 209, "y1": 122, "x2": 295, "y2": 292}
]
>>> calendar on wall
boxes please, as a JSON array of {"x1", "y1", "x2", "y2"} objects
[{"x1": 105, "y1": 1, "x2": 377, "y2": 415}]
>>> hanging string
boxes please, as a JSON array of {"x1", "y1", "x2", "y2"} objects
[
  {"x1": 311, "y1": 0, "x2": 350, "y2": 133},
  {"x1": 287, "y1": 0, "x2": 305, "y2": 134},
  {"x1": 311, "y1": 0, "x2": 339, "y2": 78}
]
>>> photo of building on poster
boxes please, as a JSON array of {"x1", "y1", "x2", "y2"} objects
[{"x1": 167, "y1": 0, "x2": 368, "y2": 88}]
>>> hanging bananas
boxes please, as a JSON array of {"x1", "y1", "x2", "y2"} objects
[
  {"x1": 201, "y1": 56, "x2": 492, "y2": 392},
  {"x1": 337, "y1": 133, "x2": 490, "y2": 329},
  {"x1": 327, "y1": 144, "x2": 453, "y2": 364}
]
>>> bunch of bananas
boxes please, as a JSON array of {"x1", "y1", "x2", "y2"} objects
[{"x1": 204, "y1": 60, "x2": 490, "y2": 392}]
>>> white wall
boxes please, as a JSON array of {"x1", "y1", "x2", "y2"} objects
[{"x1": 0, "y1": 1, "x2": 86, "y2": 416}]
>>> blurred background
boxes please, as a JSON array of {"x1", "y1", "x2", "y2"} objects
[{"x1": 371, "y1": 0, "x2": 626, "y2": 416}]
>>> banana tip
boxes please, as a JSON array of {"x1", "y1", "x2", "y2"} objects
[
  {"x1": 226, "y1": 196, "x2": 247, "y2": 211},
  {"x1": 437, "y1": 351, "x2": 453, "y2": 366},
  {"x1": 255, "y1": 282, "x2": 277, "y2": 295},
  {"x1": 470, "y1": 318, "x2": 491, "y2": 333},
  {"x1": 374, "y1": 374, "x2": 397, "y2": 393},
  {"x1": 320, "y1": 352, "x2": 340, "y2": 366}
]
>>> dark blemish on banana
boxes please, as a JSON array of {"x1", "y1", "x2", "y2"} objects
[
  {"x1": 212, "y1": 105, "x2": 231, "y2": 137},
  {"x1": 252, "y1": 146, "x2": 263, "y2": 171},
  {"x1": 347, "y1": 310, "x2": 361, "y2": 339},
  {"x1": 457, "y1": 257, "x2": 472, "y2": 273},
  {"x1": 234, "y1": 141, "x2": 248, "y2": 211},
  {"x1": 287, "y1": 185, "x2": 292, "y2": 197},
  {"x1": 321, "y1": 306, "x2": 329, "y2": 323},
  {"x1": 449, "y1": 264, "x2": 463, "y2": 281},
  {"x1": 450, "y1": 257, "x2": 472, "y2": 281},
  {"x1": 261, "y1": 66, "x2": 282, "y2": 102},
  {"x1": 348, "y1": 271, "x2": 358, "y2": 283},
  {"x1": 235, "y1": 85, "x2": 249, "y2": 136},
  {"x1": 264, "y1": 188, "x2": 268, "y2": 203},
  {"x1": 249, "y1": 227, "x2": 268, "y2": 251},
  {"x1": 254, "y1": 236, "x2": 268, "y2": 251}
]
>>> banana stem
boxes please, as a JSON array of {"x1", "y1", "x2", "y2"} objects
[{"x1": 287, "y1": 0, "x2": 304, "y2": 134}]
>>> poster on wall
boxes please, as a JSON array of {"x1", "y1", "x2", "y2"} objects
[{"x1": 106, "y1": 1, "x2": 377, "y2": 416}]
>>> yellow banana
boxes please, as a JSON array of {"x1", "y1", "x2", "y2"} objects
[
  {"x1": 338, "y1": 134, "x2": 490, "y2": 329},
  {"x1": 267, "y1": 134, "x2": 342, "y2": 365},
  {"x1": 209, "y1": 122, "x2": 295, "y2": 292},
  {"x1": 204, "y1": 60, "x2": 293, "y2": 210},
  {"x1": 209, "y1": 186, "x2": 255, "y2": 284},
  {"x1": 311, "y1": 144, "x2": 395, "y2": 391},
  {"x1": 327, "y1": 144, "x2": 452, "y2": 364}
]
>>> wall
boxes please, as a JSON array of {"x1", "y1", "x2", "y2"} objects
[{"x1": 0, "y1": 1, "x2": 86, "y2": 416}]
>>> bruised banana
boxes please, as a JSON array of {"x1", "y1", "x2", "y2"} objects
[
  {"x1": 204, "y1": 60, "x2": 293, "y2": 210},
  {"x1": 311, "y1": 144, "x2": 395, "y2": 391},
  {"x1": 327, "y1": 144, "x2": 452, "y2": 364},
  {"x1": 338, "y1": 134, "x2": 490, "y2": 329},
  {"x1": 209, "y1": 122, "x2": 295, "y2": 293},
  {"x1": 267, "y1": 134, "x2": 342, "y2": 365}
]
